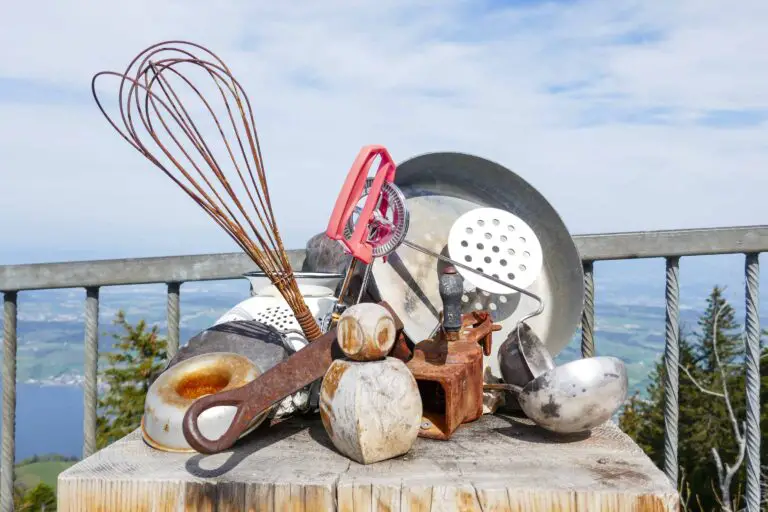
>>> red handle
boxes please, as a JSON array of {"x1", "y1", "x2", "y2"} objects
[{"x1": 325, "y1": 145, "x2": 396, "y2": 265}]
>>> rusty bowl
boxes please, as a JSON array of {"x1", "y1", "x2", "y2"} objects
[{"x1": 142, "y1": 352, "x2": 266, "y2": 452}]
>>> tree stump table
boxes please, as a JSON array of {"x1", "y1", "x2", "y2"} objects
[{"x1": 58, "y1": 414, "x2": 679, "y2": 511}]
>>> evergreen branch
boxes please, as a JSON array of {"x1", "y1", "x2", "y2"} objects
[{"x1": 678, "y1": 363, "x2": 724, "y2": 398}]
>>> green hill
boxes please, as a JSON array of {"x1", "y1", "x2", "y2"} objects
[{"x1": 15, "y1": 460, "x2": 76, "y2": 491}]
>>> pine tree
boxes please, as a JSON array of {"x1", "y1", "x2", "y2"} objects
[
  {"x1": 695, "y1": 286, "x2": 743, "y2": 372},
  {"x1": 22, "y1": 482, "x2": 56, "y2": 511},
  {"x1": 96, "y1": 310, "x2": 168, "y2": 449},
  {"x1": 619, "y1": 286, "x2": 756, "y2": 510},
  {"x1": 619, "y1": 332, "x2": 710, "y2": 488}
]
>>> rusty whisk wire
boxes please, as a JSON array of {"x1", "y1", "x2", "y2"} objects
[{"x1": 90, "y1": 40, "x2": 323, "y2": 341}]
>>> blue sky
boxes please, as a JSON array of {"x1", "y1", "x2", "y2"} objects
[{"x1": 1, "y1": 0, "x2": 768, "y2": 265}]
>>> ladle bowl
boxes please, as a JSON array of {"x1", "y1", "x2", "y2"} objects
[
  {"x1": 515, "y1": 356, "x2": 628, "y2": 434},
  {"x1": 498, "y1": 322, "x2": 555, "y2": 409},
  {"x1": 498, "y1": 322, "x2": 555, "y2": 386}
]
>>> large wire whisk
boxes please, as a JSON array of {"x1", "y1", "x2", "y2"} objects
[{"x1": 90, "y1": 40, "x2": 323, "y2": 341}]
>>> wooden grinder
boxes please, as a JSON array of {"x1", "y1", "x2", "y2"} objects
[{"x1": 319, "y1": 303, "x2": 423, "y2": 465}]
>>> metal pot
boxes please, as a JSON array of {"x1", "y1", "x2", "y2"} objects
[{"x1": 144, "y1": 319, "x2": 293, "y2": 451}]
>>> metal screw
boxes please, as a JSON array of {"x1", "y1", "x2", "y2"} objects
[{"x1": 420, "y1": 421, "x2": 432, "y2": 429}]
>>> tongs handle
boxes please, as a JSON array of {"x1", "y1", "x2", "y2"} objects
[
  {"x1": 182, "y1": 329, "x2": 338, "y2": 454},
  {"x1": 325, "y1": 145, "x2": 396, "y2": 264}
]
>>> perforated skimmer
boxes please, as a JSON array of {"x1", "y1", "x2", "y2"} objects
[{"x1": 446, "y1": 208, "x2": 543, "y2": 295}]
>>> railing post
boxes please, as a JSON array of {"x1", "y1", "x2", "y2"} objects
[
  {"x1": 663, "y1": 256, "x2": 680, "y2": 485},
  {"x1": 83, "y1": 287, "x2": 100, "y2": 458},
  {"x1": 744, "y1": 253, "x2": 761, "y2": 511},
  {"x1": 581, "y1": 261, "x2": 595, "y2": 358},
  {"x1": 1, "y1": 292, "x2": 17, "y2": 512},
  {"x1": 167, "y1": 282, "x2": 180, "y2": 358}
]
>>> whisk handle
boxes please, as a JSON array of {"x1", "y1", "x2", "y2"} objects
[
  {"x1": 182, "y1": 329, "x2": 340, "y2": 453},
  {"x1": 325, "y1": 145, "x2": 396, "y2": 264}
]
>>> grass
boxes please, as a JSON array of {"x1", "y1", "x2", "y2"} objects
[{"x1": 15, "y1": 460, "x2": 76, "y2": 491}]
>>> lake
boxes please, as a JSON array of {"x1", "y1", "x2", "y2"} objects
[{"x1": 0, "y1": 382, "x2": 84, "y2": 462}]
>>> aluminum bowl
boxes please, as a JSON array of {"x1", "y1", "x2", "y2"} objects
[
  {"x1": 516, "y1": 356, "x2": 628, "y2": 434},
  {"x1": 498, "y1": 322, "x2": 555, "y2": 409}
]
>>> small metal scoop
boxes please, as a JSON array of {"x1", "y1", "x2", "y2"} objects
[
  {"x1": 496, "y1": 322, "x2": 555, "y2": 409},
  {"x1": 493, "y1": 356, "x2": 628, "y2": 434}
]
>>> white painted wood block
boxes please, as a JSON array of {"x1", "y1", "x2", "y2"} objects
[
  {"x1": 337, "y1": 302, "x2": 397, "y2": 361},
  {"x1": 319, "y1": 357, "x2": 422, "y2": 465}
]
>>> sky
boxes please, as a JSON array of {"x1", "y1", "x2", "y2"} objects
[{"x1": 1, "y1": 0, "x2": 768, "y2": 265}]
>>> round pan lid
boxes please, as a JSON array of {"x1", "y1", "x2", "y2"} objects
[{"x1": 369, "y1": 152, "x2": 584, "y2": 381}]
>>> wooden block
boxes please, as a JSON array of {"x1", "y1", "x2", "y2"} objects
[
  {"x1": 58, "y1": 414, "x2": 679, "y2": 511},
  {"x1": 473, "y1": 483, "x2": 511, "y2": 512},
  {"x1": 337, "y1": 302, "x2": 397, "y2": 361},
  {"x1": 244, "y1": 482, "x2": 274, "y2": 512},
  {"x1": 320, "y1": 357, "x2": 421, "y2": 465},
  {"x1": 371, "y1": 482, "x2": 401, "y2": 512},
  {"x1": 400, "y1": 484, "x2": 432, "y2": 512},
  {"x1": 430, "y1": 483, "x2": 482, "y2": 512}
]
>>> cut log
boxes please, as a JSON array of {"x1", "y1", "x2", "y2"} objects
[{"x1": 58, "y1": 414, "x2": 679, "y2": 511}]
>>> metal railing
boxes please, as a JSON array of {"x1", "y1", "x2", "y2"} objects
[{"x1": 1, "y1": 226, "x2": 766, "y2": 511}]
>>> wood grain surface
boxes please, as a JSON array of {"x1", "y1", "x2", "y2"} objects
[{"x1": 58, "y1": 413, "x2": 679, "y2": 511}]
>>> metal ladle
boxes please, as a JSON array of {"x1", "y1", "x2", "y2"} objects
[{"x1": 487, "y1": 356, "x2": 629, "y2": 434}]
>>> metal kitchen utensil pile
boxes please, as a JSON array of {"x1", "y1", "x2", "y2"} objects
[
  {"x1": 337, "y1": 149, "x2": 626, "y2": 436},
  {"x1": 92, "y1": 38, "x2": 628, "y2": 461},
  {"x1": 369, "y1": 153, "x2": 586, "y2": 389}
]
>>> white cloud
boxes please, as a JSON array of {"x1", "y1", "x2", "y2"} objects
[{"x1": 1, "y1": 0, "x2": 767, "y2": 264}]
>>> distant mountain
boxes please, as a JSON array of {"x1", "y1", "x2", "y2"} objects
[{"x1": 1, "y1": 252, "x2": 765, "y2": 393}]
